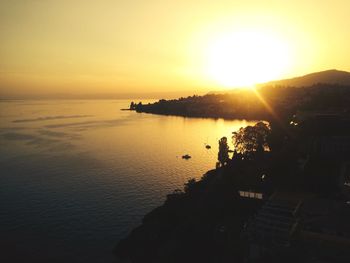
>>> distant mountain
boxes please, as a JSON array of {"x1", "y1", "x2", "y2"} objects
[
  {"x1": 261, "y1": 69, "x2": 350, "y2": 87},
  {"x1": 208, "y1": 70, "x2": 350, "y2": 95}
]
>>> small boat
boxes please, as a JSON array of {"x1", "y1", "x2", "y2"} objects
[
  {"x1": 182, "y1": 154, "x2": 191, "y2": 159},
  {"x1": 205, "y1": 144, "x2": 211, "y2": 149}
]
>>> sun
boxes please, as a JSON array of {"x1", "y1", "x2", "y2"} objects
[{"x1": 206, "y1": 29, "x2": 291, "y2": 88}]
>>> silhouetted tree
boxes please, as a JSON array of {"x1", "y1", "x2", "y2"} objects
[
  {"x1": 135, "y1": 102, "x2": 143, "y2": 111},
  {"x1": 232, "y1": 122, "x2": 271, "y2": 156},
  {"x1": 218, "y1": 137, "x2": 230, "y2": 167}
]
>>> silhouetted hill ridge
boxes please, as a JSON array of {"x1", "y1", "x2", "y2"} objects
[
  {"x1": 208, "y1": 70, "x2": 350, "y2": 95},
  {"x1": 262, "y1": 69, "x2": 350, "y2": 88}
]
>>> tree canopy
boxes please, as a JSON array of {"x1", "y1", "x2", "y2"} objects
[
  {"x1": 218, "y1": 137, "x2": 230, "y2": 166},
  {"x1": 232, "y1": 122, "x2": 271, "y2": 155}
]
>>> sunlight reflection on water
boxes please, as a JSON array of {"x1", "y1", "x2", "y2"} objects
[{"x1": 0, "y1": 100, "x2": 257, "y2": 262}]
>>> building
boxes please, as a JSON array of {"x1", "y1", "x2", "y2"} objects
[{"x1": 245, "y1": 192, "x2": 350, "y2": 262}]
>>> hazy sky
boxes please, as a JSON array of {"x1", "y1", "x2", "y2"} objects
[{"x1": 1, "y1": 0, "x2": 350, "y2": 97}]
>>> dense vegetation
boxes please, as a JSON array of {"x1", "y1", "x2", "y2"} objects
[{"x1": 117, "y1": 83, "x2": 350, "y2": 262}]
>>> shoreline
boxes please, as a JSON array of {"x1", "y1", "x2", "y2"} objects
[{"x1": 114, "y1": 164, "x2": 265, "y2": 262}]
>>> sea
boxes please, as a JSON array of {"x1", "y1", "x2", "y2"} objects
[{"x1": 0, "y1": 99, "x2": 256, "y2": 262}]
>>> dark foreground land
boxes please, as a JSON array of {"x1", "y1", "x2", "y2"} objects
[{"x1": 116, "y1": 83, "x2": 350, "y2": 262}]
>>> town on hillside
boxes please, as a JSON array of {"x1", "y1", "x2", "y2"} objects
[{"x1": 117, "y1": 82, "x2": 350, "y2": 263}]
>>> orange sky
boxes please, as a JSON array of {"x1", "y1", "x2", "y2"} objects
[{"x1": 1, "y1": 0, "x2": 350, "y2": 98}]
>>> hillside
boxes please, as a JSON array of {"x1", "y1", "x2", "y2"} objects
[{"x1": 262, "y1": 69, "x2": 350, "y2": 87}]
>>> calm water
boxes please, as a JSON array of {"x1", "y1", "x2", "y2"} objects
[{"x1": 0, "y1": 100, "x2": 256, "y2": 262}]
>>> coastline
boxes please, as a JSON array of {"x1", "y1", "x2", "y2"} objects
[
  {"x1": 114, "y1": 165, "x2": 264, "y2": 262},
  {"x1": 115, "y1": 87, "x2": 350, "y2": 262}
]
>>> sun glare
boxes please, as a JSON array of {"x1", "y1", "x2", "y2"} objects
[{"x1": 206, "y1": 30, "x2": 291, "y2": 88}]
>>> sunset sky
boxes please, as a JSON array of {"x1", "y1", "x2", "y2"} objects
[{"x1": 1, "y1": 0, "x2": 350, "y2": 98}]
